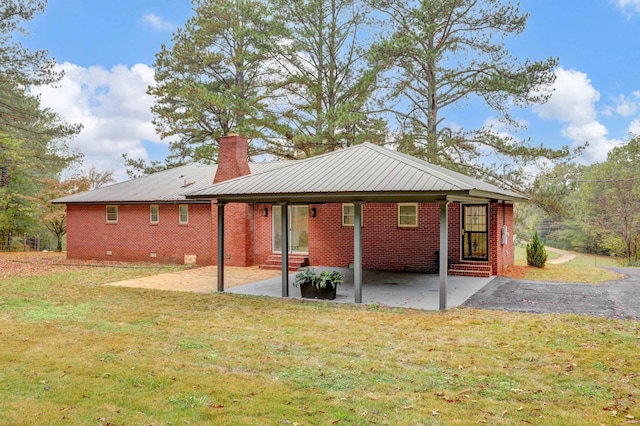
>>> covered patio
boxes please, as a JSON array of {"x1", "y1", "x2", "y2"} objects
[
  {"x1": 227, "y1": 267, "x2": 493, "y2": 310},
  {"x1": 187, "y1": 142, "x2": 524, "y2": 310}
]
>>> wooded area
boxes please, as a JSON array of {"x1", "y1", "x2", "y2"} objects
[
  {"x1": 523, "y1": 137, "x2": 640, "y2": 265},
  {"x1": 0, "y1": 0, "x2": 114, "y2": 251},
  {"x1": 132, "y1": 0, "x2": 573, "y2": 186}
]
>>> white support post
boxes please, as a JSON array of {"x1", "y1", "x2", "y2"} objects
[
  {"x1": 439, "y1": 201, "x2": 450, "y2": 310},
  {"x1": 353, "y1": 201, "x2": 363, "y2": 303}
]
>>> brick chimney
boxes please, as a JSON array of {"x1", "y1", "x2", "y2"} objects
[{"x1": 213, "y1": 134, "x2": 251, "y2": 183}]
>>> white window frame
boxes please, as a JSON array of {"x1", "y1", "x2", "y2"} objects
[
  {"x1": 398, "y1": 203, "x2": 418, "y2": 227},
  {"x1": 178, "y1": 204, "x2": 189, "y2": 224},
  {"x1": 106, "y1": 205, "x2": 118, "y2": 223},
  {"x1": 342, "y1": 203, "x2": 363, "y2": 227},
  {"x1": 150, "y1": 205, "x2": 159, "y2": 224}
]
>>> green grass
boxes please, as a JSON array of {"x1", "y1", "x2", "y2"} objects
[
  {"x1": 0, "y1": 264, "x2": 639, "y2": 425},
  {"x1": 513, "y1": 246, "x2": 626, "y2": 283}
]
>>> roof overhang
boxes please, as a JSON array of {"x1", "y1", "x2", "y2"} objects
[
  {"x1": 187, "y1": 190, "x2": 524, "y2": 205},
  {"x1": 51, "y1": 199, "x2": 213, "y2": 205}
]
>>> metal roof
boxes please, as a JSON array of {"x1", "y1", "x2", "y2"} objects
[
  {"x1": 51, "y1": 162, "x2": 285, "y2": 204},
  {"x1": 186, "y1": 143, "x2": 527, "y2": 203}
]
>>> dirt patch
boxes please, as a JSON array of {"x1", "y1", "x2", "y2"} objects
[
  {"x1": 0, "y1": 251, "x2": 281, "y2": 293},
  {"x1": 500, "y1": 265, "x2": 528, "y2": 279},
  {"x1": 107, "y1": 265, "x2": 281, "y2": 293}
]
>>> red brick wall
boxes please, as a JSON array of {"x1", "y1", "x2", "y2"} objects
[
  {"x1": 253, "y1": 204, "x2": 274, "y2": 265},
  {"x1": 301, "y1": 202, "x2": 461, "y2": 273},
  {"x1": 66, "y1": 203, "x2": 214, "y2": 264},
  {"x1": 213, "y1": 135, "x2": 251, "y2": 183},
  {"x1": 447, "y1": 202, "x2": 462, "y2": 265},
  {"x1": 214, "y1": 202, "x2": 255, "y2": 266},
  {"x1": 67, "y1": 200, "x2": 512, "y2": 275}
]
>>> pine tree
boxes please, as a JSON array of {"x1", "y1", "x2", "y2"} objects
[{"x1": 526, "y1": 231, "x2": 548, "y2": 268}]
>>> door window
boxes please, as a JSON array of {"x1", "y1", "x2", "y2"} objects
[{"x1": 462, "y1": 204, "x2": 488, "y2": 261}]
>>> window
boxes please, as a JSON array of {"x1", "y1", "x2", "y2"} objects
[
  {"x1": 106, "y1": 205, "x2": 118, "y2": 223},
  {"x1": 179, "y1": 204, "x2": 189, "y2": 224},
  {"x1": 398, "y1": 203, "x2": 418, "y2": 227},
  {"x1": 150, "y1": 205, "x2": 159, "y2": 224},
  {"x1": 462, "y1": 204, "x2": 488, "y2": 261},
  {"x1": 342, "y1": 203, "x2": 363, "y2": 226}
]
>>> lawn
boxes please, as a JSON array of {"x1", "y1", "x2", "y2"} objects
[
  {"x1": 505, "y1": 246, "x2": 627, "y2": 283},
  {"x1": 0, "y1": 253, "x2": 638, "y2": 425}
]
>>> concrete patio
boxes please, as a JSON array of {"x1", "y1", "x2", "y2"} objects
[{"x1": 227, "y1": 267, "x2": 494, "y2": 310}]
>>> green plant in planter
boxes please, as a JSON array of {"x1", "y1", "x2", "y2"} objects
[{"x1": 294, "y1": 269, "x2": 343, "y2": 289}]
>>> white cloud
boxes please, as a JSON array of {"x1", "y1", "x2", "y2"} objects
[
  {"x1": 629, "y1": 118, "x2": 640, "y2": 136},
  {"x1": 532, "y1": 67, "x2": 623, "y2": 163},
  {"x1": 603, "y1": 92, "x2": 640, "y2": 117},
  {"x1": 33, "y1": 62, "x2": 168, "y2": 182},
  {"x1": 614, "y1": 0, "x2": 640, "y2": 13},
  {"x1": 532, "y1": 68, "x2": 599, "y2": 123},
  {"x1": 140, "y1": 13, "x2": 176, "y2": 32}
]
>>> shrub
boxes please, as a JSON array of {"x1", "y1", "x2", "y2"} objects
[{"x1": 526, "y1": 231, "x2": 548, "y2": 268}]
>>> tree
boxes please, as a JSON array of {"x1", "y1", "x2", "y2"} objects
[
  {"x1": 0, "y1": 0, "x2": 82, "y2": 245},
  {"x1": 369, "y1": 0, "x2": 571, "y2": 186},
  {"x1": 526, "y1": 231, "x2": 547, "y2": 268},
  {"x1": 577, "y1": 138, "x2": 640, "y2": 265},
  {"x1": 146, "y1": 0, "x2": 284, "y2": 175},
  {"x1": 0, "y1": 0, "x2": 81, "y2": 142},
  {"x1": 268, "y1": 0, "x2": 386, "y2": 158},
  {"x1": 36, "y1": 168, "x2": 115, "y2": 251},
  {"x1": 528, "y1": 162, "x2": 584, "y2": 220}
]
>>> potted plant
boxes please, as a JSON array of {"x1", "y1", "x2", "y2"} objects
[{"x1": 294, "y1": 269, "x2": 343, "y2": 300}]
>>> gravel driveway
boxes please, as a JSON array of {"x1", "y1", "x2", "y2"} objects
[{"x1": 463, "y1": 267, "x2": 640, "y2": 320}]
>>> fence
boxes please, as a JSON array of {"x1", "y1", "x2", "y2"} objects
[{"x1": 0, "y1": 232, "x2": 56, "y2": 252}]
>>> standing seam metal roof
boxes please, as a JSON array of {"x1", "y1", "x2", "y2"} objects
[
  {"x1": 50, "y1": 162, "x2": 286, "y2": 204},
  {"x1": 186, "y1": 143, "x2": 525, "y2": 201}
]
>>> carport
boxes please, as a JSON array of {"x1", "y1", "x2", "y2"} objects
[{"x1": 187, "y1": 143, "x2": 525, "y2": 310}]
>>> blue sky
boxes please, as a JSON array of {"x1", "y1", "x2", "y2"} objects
[{"x1": 19, "y1": 0, "x2": 640, "y2": 181}]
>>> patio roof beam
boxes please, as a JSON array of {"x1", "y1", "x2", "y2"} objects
[{"x1": 202, "y1": 192, "x2": 464, "y2": 204}]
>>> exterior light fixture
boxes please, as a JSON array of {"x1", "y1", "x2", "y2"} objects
[
  {"x1": 263, "y1": 207, "x2": 269, "y2": 217},
  {"x1": 311, "y1": 208, "x2": 317, "y2": 217}
]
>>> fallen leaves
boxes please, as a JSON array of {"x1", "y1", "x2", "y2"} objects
[{"x1": 0, "y1": 252, "x2": 157, "y2": 278}]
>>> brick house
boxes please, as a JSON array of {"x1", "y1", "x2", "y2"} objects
[{"x1": 53, "y1": 135, "x2": 522, "y2": 305}]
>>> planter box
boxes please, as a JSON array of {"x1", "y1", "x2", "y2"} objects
[{"x1": 299, "y1": 283, "x2": 337, "y2": 300}]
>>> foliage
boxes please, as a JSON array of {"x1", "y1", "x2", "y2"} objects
[
  {"x1": 576, "y1": 138, "x2": 640, "y2": 265},
  {"x1": 526, "y1": 231, "x2": 547, "y2": 268},
  {"x1": 141, "y1": 0, "x2": 284, "y2": 177},
  {"x1": 294, "y1": 268, "x2": 343, "y2": 289},
  {"x1": 142, "y1": 0, "x2": 567, "y2": 186},
  {"x1": 368, "y1": 0, "x2": 573, "y2": 187},
  {"x1": 0, "y1": 0, "x2": 82, "y2": 242},
  {"x1": 528, "y1": 162, "x2": 583, "y2": 220},
  {"x1": 268, "y1": 0, "x2": 387, "y2": 158},
  {"x1": 33, "y1": 168, "x2": 115, "y2": 251}
]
